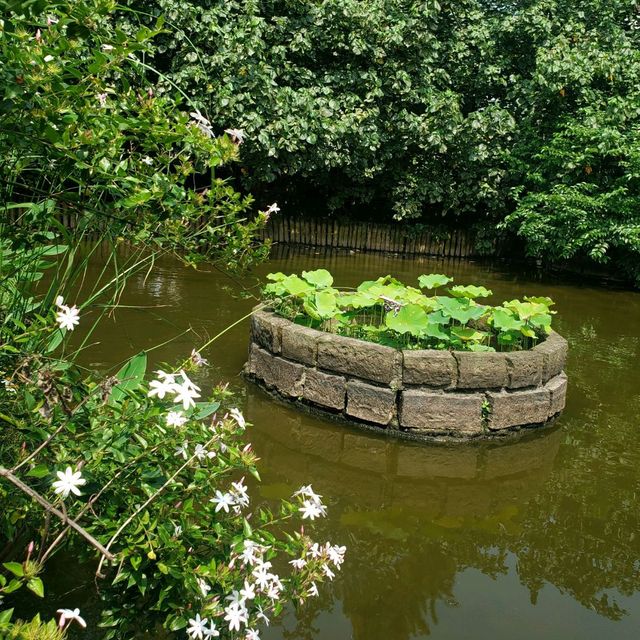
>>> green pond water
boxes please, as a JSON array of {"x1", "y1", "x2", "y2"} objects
[{"x1": 30, "y1": 246, "x2": 640, "y2": 638}]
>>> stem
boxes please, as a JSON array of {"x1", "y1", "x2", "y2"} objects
[{"x1": 0, "y1": 467, "x2": 115, "y2": 561}]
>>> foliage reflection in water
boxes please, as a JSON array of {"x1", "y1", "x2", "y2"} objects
[{"x1": 34, "y1": 246, "x2": 640, "y2": 639}]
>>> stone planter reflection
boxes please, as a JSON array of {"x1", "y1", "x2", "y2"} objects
[{"x1": 245, "y1": 308, "x2": 568, "y2": 440}]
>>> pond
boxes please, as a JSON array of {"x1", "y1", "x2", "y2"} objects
[{"x1": 36, "y1": 246, "x2": 640, "y2": 638}]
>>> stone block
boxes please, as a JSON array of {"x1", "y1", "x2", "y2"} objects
[
  {"x1": 534, "y1": 331, "x2": 568, "y2": 382},
  {"x1": 251, "y1": 309, "x2": 290, "y2": 354},
  {"x1": 317, "y1": 334, "x2": 400, "y2": 384},
  {"x1": 402, "y1": 349, "x2": 457, "y2": 387},
  {"x1": 486, "y1": 387, "x2": 550, "y2": 431},
  {"x1": 505, "y1": 350, "x2": 543, "y2": 389},
  {"x1": 454, "y1": 352, "x2": 508, "y2": 389},
  {"x1": 346, "y1": 380, "x2": 396, "y2": 425},
  {"x1": 249, "y1": 345, "x2": 305, "y2": 398},
  {"x1": 546, "y1": 372, "x2": 567, "y2": 416},
  {"x1": 303, "y1": 369, "x2": 346, "y2": 411},
  {"x1": 399, "y1": 390, "x2": 484, "y2": 436},
  {"x1": 281, "y1": 322, "x2": 319, "y2": 366}
]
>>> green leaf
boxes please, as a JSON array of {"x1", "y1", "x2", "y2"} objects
[
  {"x1": 315, "y1": 290, "x2": 337, "y2": 318},
  {"x1": 109, "y1": 352, "x2": 147, "y2": 405},
  {"x1": 26, "y1": 464, "x2": 49, "y2": 479},
  {"x1": 448, "y1": 284, "x2": 493, "y2": 299},
  {"x1": 418, "y1": 274, "x2": 452, "y2": 290},
  {"x1": 27, "y1": 577, "x2": 44, "y2": 598},
  {"x1": 193, "y1": 401, "x2": 220, "y2": 420},
  {"x1": 301, "y1": 269, "x2": 333, "y2": 288},
  {"x1": 491, "y1": 308, "x2": 524, "y2": 332},
  {"x1": 385, "y1": 304, "x2": 427, "y2": 335},
  {"x1": 2, "y1": 562, "x2": 23, "y2": 577},
  {"x1": 0, "y1": 609, "x2": 14, "y2": 625}
]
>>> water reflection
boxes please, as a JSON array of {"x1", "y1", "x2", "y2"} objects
[{"x1": 61, "y1": 246, "x2": 640, "y2": 639}]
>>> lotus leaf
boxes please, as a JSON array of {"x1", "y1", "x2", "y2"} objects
[
  {"x1": 491, "y1": 307, "x2": 524, "y2": 332},
  {"x1": 418, "y1": 274, "x2": 453, "y2": 290},
  {"x1": 448, "y1": 284, "x2": 493, "y2": 299},
  {"x1": 302, "y1": 269, "x2": 333, "y2": 288},
  {"x1": 384, "y1": 303, "x2": 428, "y2": 335},
  {"x1": 451, "y1": 327, "x2": 488, "y2": 342},
  {"x1": 315, "y1": 290, "x2": 337, "y2": 318}
]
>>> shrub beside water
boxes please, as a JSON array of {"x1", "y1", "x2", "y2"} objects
[{"x1": 263, "y1": 270, "x2": 555, "y2": 352}]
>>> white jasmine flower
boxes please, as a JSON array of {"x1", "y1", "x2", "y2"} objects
[
  {"x1": 194, "y1": 444, "x2": 215, "y2": 460},
  {"x1": 299, "y1": 499, "x2": 325, "y2": 520},
  {"x1": 322, "y1": 563, "x2": 335, "y2": 580},
  {"x1": 148, "y1": 378, "x2": 175, "y2": 400},
  {"x1": 43, "y1": 54, "x2": 54, "y2": 62},
  {"x1": 166, "y1": 411, "x2": 187, "y2": 427},
  {"x1": 239, "y1": 580, "x2": 255, "y2": 601},
  {"x1": 307, "y1": 582, "x2": 319, "y2": 597},
  {"x1": 187, "y1": 614, "x2": 208, "y2": 639},
  {"x1": 210, "y1": 490, "x2": 234, "y2": 513},
  {"x1": 190, "y1": 111, "x2": 213, "y2": 138},
  {"x1": 56, "y1": 608, "x2": 86, "y2": 629},
  {"x1": 54, "y1": 299, "x2": 80, "y2": 331},
  {"x1": 155, "y1": 370, "x2": 176, "y2": 383},
  {"x1": 266, "y1": 203, "x2": 280, "y2": 215},
  {"x1": 190, "y1": 349, "x2": 208, "y2": 366},
  {"x1": 204, "y1": 621, "x2": 220, "y2": 638},
  {"x1": 293, "y1": 485, "x2": 322, "y2": 503},
  {"x1": 141, "y1": 156, "x2": 153, "y2": 165},
  {"x1": 239, "y1": 540, "x2": 261, "y2": 566},
  {"x1": 52, "y1": 467, "x2": 86, "y2": 498},
  {"x1": 231, "y1": 479, "x2": 249, "y2": 507},
  {"x1": 225, "y1": 589, "x2": 243, "y2": 605},
  {"x1": 101, "y1": 44, "x2": 114, "y2": 52},
  {"x1": 175, "y1": 442, "x2": 189, "y2": 459},
  {"x1": 252, "y1": 563, "x2": 273, "y2": 591},
  {"x1": 197, "y1": 578, "x2": 211, "y2": 598},
  {"x1": 224, "y1": 128, "x2": 245, "y2": 144},
  {"x1": 224, "y1": 601, "x2": 248, "y2": 632},
  {"x1": 47, "y1": 16, "x2": 59, "y2": 25},
  {"x1": 255, "y1": 605, "x2": 270, "y2": 626},
  {"x1": 173, "y1": 372, "x2": 201, "y2": 409},
  {"x1": 246, "y1": 629, "x2": 260, "y2": 640},
  {"x1": 289, "y1": 557, "x2": 307, "y2": 570},
  {"x1": 328, "y1": 544, "x2": 346, "y2": 567},
  {"x1": 97, "y1": 93, "x2": 107, "y2": 107},
  {"x1": 307, "y1": 543, "x2": 322, "y2": 558},
  {"x1": 229, "y1": 407, "x2": 246, "y2": 429},
  {"x1": 174, "y1": 524, "x2": 182, "y2": 537}
]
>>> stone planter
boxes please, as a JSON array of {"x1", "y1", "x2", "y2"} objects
[{"x1": 245, "y1": 308, "x2": 568, "y2": 440}]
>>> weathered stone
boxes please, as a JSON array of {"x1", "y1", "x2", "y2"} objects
[
  {"x1": 251, "y1": 309, "x2": 290, "y2": 354},
  {"x1": 454, "y1": 352, "x2": 508, "y2": 389},
  {"x1": 249, "y1": 344, "x2": 305, "y2": 398},
  {"x1": 546, "y1": 372, "x2": 568, "y2": 416},
  {"x1": 486, "y1": 387, "x2": 550, "y2": 431},
  {"x1": 281, "y1": 322, "x2": 319, "y2": 366},
  {"x1": 534, "y1": 331, "x2": 568, "y2": 382},
  {"x1": 505, "y1": 350, "x2": 543, "y2": 389},
  {"x1": 346, "y1": 380, "x2": 396, "y2": 425},
  {"x1": 402, "y1": 349, "x2": 457, "y2": 387},
  {"x1": 303, "y1": 369, "x2": 346, "y2": 411},
  {"x1": 399, "y1": 390, "x2": 484, "y2": 436},
  {"x1": 318, "y1": 334, "x2": 400, "y2": 384}
]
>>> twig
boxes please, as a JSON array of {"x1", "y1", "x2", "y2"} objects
[{"x1": 0, "y1": 466, "x2": 115, "y2": 561}]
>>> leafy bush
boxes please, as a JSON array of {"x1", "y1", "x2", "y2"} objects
[
  {"x1": 0, "y1": 0, "x2": 270, "y2": 269},
  {"x1": 263, "y1": 269, "x2": 555, "y2": 352}
]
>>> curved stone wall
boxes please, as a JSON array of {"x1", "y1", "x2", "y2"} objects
[{"x1": 245, "y1": 308, "x2": 568, "y2": 440}]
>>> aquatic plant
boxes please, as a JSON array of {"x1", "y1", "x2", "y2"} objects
[{"x1": 263, "y1": 270, "x2": 555, "y2": 351}]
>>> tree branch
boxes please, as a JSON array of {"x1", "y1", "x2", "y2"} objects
[{"x1": 0, "y1": 466, "x2": 115, "y2": 562}]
